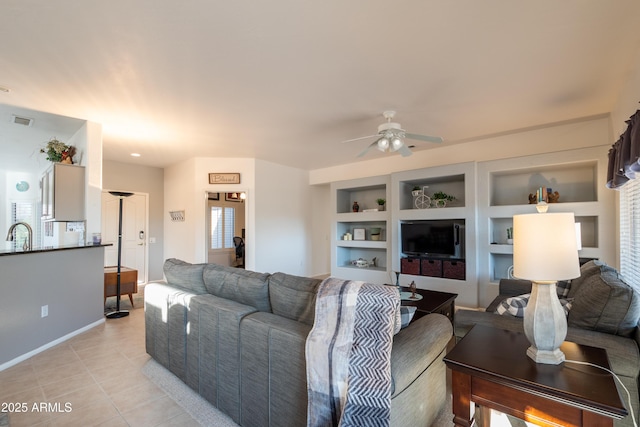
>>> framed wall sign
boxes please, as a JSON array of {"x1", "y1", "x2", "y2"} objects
[
  {"x1": 209, "y1": 173, "x2": 241, "y2": 185},
  {"x1": 353, "y1": 228, "x2": 365, "y2": 240}
]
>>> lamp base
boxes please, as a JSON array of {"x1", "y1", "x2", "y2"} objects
[
  {"x1": 527, "y1": 345, "x2": 565, "y2": 365},
  {"x1": 523, "y1": 281, "x2": 568, "y2": 365},
  {"x1": 105, "y1": 310, "x2": 129, "y2": 319}
]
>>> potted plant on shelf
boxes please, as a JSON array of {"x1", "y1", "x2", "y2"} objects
[
  {"x1": 411, "y1": 186, "x2": 422, "y2": 197},
  {"x1": 431, "y1": 191, "x2": 455, "y2": 208},
  {"x1": 376, "y1": 198, "x2": 386, "y2": 211},
  {"x1": 40, "y1": 138, "x2": 75, "y2": 164}
]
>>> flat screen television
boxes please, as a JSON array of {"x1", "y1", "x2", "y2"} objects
[{"x1": 401, "y1": 220, "x2": 462, "y2": 257}]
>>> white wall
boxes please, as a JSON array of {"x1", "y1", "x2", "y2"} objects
[
  {"x1": 163, "y1": 157, "x2": 324, "y2": 277},
  {"x1": 254, "y1": 160, "x2": 313, "y2": 276},
  {"x1": 310, "y1": 115, "x2": 611, "y2": 185},
  {"x1": 103, "y1": 160, "x2": 165, "y2": 281},
  {"x1": 164, "y1": 157, "x2": 257, "y2": 266}
]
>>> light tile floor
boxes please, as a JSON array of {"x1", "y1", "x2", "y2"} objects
[{"x1": 0, "y1": 302, "x2": 200, "y2": 427}]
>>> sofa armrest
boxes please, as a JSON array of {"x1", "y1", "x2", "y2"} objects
[{"x1": 390, "y1": 313, "x2": 452, "y2": 396}]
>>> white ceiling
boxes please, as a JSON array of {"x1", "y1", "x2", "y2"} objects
[{"x1": 1, "y1": 0, "x2": 639, "y2": 172}]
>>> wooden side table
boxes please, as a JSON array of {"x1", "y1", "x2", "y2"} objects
[
  {"x1": 444, "y1": 324, "x2": 627, "y2": 427},
  {"x1": 401, "y1": 287, "x2": 457, "y2": 325},
  {"x1": 104, "y1": 266, "x2": 138, "y2": 306}
]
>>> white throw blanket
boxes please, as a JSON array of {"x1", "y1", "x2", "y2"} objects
[{"x1": 306, "y1": 278, "x2": 399, "y2": 427}]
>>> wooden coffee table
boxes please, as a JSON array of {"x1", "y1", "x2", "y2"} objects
[
  {"x1": 444, "y1": 324, "x2": 627, "y2": 427},
  {"x1": 400, "y1": 287, "x2": 457, "y2": 325}
]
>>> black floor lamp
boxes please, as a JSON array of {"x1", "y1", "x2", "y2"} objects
[{"x1": 106, "y1": 191, "x2": 134, "y2": 319}]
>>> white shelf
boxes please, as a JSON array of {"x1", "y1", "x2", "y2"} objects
[
  {"x1": 398, "y1": 206, "x2": 468, "y2": 221},
  {"x1": 336, "y1": 211, "x2": 389, "y2": 222},
  {"x1": 336, "y1": 240, "x2": 387, "y2": 249}
]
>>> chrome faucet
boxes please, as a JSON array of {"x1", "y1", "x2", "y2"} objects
[{"x1": 6, "y1": 222, "x2": 33, "y2": 251}]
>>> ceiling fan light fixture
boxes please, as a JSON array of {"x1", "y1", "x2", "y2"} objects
[
  {"x1": 377, "y1": 137, "x2": 389, "y2": 152},
  {"x1": 390, "y1": 137, "x2": 403, "y2": 152}
]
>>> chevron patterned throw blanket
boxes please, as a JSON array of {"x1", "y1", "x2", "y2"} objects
[{"x1": 306, "y1": 278, "x2": 399, "y2": 427}]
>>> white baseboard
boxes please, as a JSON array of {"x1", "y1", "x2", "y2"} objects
[{"x1": 0, "y1": 318, "x2": 105, "y2": 372}]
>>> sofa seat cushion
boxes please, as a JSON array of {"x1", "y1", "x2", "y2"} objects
[
  {"x1": 567, "y1": 261, "x2": 640, "y2": 337},
  {"x1": 163, "y1": 258, "x2": 207, "y2": 294},
  {"x1": 203, "y1": 263, "x2": 271, "y2": 312},
  {"x1": 268, "y1": 272, "x2": 321, "y2": 325}
]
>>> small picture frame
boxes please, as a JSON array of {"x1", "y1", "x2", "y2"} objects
[
  {"x1": 353, "y1": 228, "x2": 365, "y2": 240},
  {"x1": 225, "y1": 192, "x2": 242, "y2": 202},
  {"x1": 208, "y1": 192, "x2": 220, "y2": 200}
]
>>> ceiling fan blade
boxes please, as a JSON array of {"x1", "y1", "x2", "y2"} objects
[
  {"x1": 357, "y1": 141, "x2": 378, "y2": 157},
  {"x1": 397, "y1": 144, "x2": 413, "y2": 157},
  {"x1": 405, "y1": 133, "x2": 444, "y2": 143},
  {"x1": 342, "y1": 134, "x2": 379, "y2": 144}
]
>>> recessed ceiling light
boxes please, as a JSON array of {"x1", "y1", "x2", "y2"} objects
[
  {"x1": 130, "y1": 153, "x2": 141, "y2": 157},
  {"x1": 0, "y1": 85, "x2": 10, "y2": 93}
]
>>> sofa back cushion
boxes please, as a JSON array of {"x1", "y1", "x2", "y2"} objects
[
  {"x1": 568, "y1": 260, "x2": 640, "y2": 337},
  {"x1": 567, "y1": 260, "x2": 601, "y2": 299},
  {"x1": 268, "y1": 272, "x2": 321, "y2": 325},
  {"x1": 163, "y1": 258, "x2": 207, "y2": 294},
  {"x1": 203, "y1": 263, "x2": 271, "y2": 312}
]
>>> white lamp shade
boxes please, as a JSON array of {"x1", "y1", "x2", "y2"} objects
[{"x1": 513, "y1": 212, "x2": 580, "y2": 282}]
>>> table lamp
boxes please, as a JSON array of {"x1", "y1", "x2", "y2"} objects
[{"x1": 513, "y1": 211, "x2": 580, "y2": 364}]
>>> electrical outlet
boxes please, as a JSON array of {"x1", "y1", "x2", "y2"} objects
[{"x1": 41, "y1": 305, "x2": 48, "y2": 318}]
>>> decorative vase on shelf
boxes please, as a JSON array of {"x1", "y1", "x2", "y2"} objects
[{"x1": 352, "y1": 201, "x2": 359, "y2": 212}]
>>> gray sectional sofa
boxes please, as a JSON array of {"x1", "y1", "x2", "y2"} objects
[
  {"x1": 455, "y1": 260, "x2": 640, "y2": 427},
  {"x1": 144, "y1": 259, "x2": 453, "y2": 427}
]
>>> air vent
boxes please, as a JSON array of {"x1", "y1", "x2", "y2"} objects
[{"x1": 11, "y1": 115, "x2": 33, "y2": 126}]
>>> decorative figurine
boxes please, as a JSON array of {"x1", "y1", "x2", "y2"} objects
[{"x1": 409, "y1": 281, "x2": 417, "y2": 299}]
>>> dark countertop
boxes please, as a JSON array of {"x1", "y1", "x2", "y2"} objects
[{"x1": 0, "y1": 243, "x2": 112, "y2": 256}]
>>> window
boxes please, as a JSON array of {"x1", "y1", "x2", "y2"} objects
[
  {"x1": 210, "y1": 206, "x2": 236, "y2": 249},
  {"x1": 620, "y1": 178, "x2": 640, "y2": 291},
  {"x1": 9, "y1": 201, "x2": 39, "y2": 251}
]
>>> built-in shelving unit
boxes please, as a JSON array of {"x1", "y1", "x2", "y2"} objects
[
  {"x1": 329, "y1": 147, "x2": 614, "y2": 309},
  {"x1": 476, "y1": 146, "x2": 615, "y2": 307},
  {"x1": 331, "y1": 175, "x2": 391, "y2": 284},
  {"x1": 392, "y1": 162, "x2": 478, "y2": 307}
]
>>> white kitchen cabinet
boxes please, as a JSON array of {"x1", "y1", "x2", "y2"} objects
[{"x1": 41, "y1": 163, "x2": 85, "y2": 221}]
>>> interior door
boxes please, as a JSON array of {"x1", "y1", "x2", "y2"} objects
[{"x1": 102, "y1": 191, "x2": 147, "y2": 283}]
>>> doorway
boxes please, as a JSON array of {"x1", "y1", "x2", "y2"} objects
[
  {"x1": 101, "y1": 191, "x2": 148, "y2": 283},
  {"x1": 206, "y1": 192, "x2": 246, "y2": 267}
]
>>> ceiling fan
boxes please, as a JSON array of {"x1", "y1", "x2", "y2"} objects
[{"x1": 342, "y1": 110, "x2": 443, "y2": 157}]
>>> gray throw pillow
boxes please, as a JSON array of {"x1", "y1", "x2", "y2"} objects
[
  {"x1": 567, "y1": 262, "x2": 640, "y2": 337},
  {"x1": 163, "y1": 258, "x2": 207, "y2": 294},
  {"x1": 567, "y1": 260, "x2": 600, "y2": 299},
  {"x1": 268, "y1": 272, "x2": 321, "y2": 325},
  {"x1": 203, "y1": 263, "x2": 271, "y2": 312}
]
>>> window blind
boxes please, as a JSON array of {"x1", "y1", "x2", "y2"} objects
[
  {"x1": 210, "y1": 206, "x2": 236, "y2": 250},
  {"x1": 10, "y1": 202, "x2": 37, "y2": 251},
  {"x1": 620, "y1": 178, "x2": 640, "y2": 291}
]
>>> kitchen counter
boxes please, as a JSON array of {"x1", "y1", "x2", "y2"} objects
[{"x1": 0, "y1": 242, "x2": 111, "y2": 256}]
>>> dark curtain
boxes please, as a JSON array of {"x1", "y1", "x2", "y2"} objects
[{"x1": 607, "y1": 109, "x2": 640, "y2": 189}]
